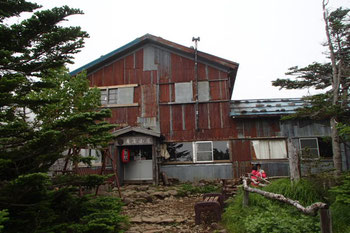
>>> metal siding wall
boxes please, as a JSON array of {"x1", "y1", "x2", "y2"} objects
[{"x1": 160, "y1": 164, "x2": 233, "y2": 182}]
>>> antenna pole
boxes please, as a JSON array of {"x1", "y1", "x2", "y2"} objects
[{"x1": 192, "y1": 37, "x2": 200, "y2": 132}]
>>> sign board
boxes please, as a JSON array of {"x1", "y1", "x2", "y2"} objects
[{"x1": 118, "y1": 136, "x2": 153, "y2": 146}]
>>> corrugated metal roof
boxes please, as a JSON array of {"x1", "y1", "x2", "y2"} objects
[
  {"x1": 70, "y1": 34, "x2": 239, "y2": 76},
  {"x1": 230, "y1": 98, "x2": 307, "y2": 118}
]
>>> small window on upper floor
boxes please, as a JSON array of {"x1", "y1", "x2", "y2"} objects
[
  {"x1": 175, "y1": 82, "x2": 193, "y2": 103},
  {"x1": 99, "y1": 85, "x2": 136, "y2": 106}
]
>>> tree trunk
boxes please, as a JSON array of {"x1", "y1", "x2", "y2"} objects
[
  {"x1": 331, "y1": 117, "x2": 342, "y2": 173},
  {"x1": 323, "y1": 0, "x2": 343, "y2": 173},
  {"x1": 288, "y1": 138, "x2": 301, "y2": 181}
]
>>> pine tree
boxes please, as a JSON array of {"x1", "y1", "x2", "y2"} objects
[
  {"x1": 272, "y1": 3, "x2": 350, "y2": 173},
  {"x1": 0, "y1": 1, "x2": 126, "y2": 232}
]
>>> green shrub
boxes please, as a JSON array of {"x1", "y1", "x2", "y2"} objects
[
  {"x1": 329, "y1": 173, "x2": 350, "y2": 233},
  {"x1": 243, "y1": 204, "x2": 319, "y2": 233},
  {"x1": 0, "y1": 210, "x2": 8, "y2": 233}
]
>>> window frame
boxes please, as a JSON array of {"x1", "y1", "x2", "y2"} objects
[
  {"x1": 251, "y1": 139, "x2": 288, "y2": 160},
  {"x1": 97, "y1": 84, "x2": 138, "y2": 107},
  {"x1": 299, "y1": 137, "x2": 320, "y2": 159},
  {"x1": 194, "y1": 141, "x2": 214, "y2": 163}
]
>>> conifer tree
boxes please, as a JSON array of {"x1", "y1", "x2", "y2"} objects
[
  {"x1": 272, "y1": 3, "x2": 350, "y2": 173},
  {"x1": 0, "y1": 1, "x2": 126, "y2": 232}
]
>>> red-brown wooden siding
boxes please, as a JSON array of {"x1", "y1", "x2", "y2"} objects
[{"x1": 87, "y1": 46, "x2": 281, "y2": 145}]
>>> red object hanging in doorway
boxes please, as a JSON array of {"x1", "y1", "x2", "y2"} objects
[{"x1": 121, "y1": 148, "x2": 130, "y2": 163}]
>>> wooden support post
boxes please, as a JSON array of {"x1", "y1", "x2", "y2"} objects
[
  {"x1": 320, "y1": 207, "x2": 332, "y2": 233},
  {"x1": 243, "y1": 189, "x2": 249, "y2": 207}
]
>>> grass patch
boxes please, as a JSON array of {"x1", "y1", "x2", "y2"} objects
[{"x1": 223, "y1": 177, "x2": 339, "y2": 233}]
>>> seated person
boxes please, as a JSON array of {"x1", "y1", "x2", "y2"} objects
[{"x1": 250, "y1": 164, "x2": 269, "y2": 186}]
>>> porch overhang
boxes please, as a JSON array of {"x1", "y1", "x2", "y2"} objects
[{"x1": 112, "y1": 126, "x2": 161, "y2": 138}]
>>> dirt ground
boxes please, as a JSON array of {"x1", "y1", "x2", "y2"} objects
[{"x1": 113, "y1": 185, "x2": 227, "y2": 233}]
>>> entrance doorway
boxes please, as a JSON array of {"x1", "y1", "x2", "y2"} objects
[{"x1": 123, "y1": 145, "x2": 153, "y2": 181}]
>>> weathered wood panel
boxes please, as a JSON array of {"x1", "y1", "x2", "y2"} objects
[
  {"x1": 198, "y1": 103, "x2": 209, "y2": 129},
  {"x1": 141, "y1": 84, "x2": 157, "y2": 117},
  {"x1": 209, "y1": 81, "x2": 221, "y2": 100},
  {"x1": 160, "y1": 105, "x2": 170, "y2": 135},
  {"x1": 198, "y1": 63, "x2": 207, "y2": 80},
  {"x1": 113, "y1": 59, "x2": 124, "y2": 85},
  {"x1": 184, "y1": 104, "x2": 195, "y2": 131},
  {"x1": 232, "y1": 140, "x2": 251, "y2": 161},
  {"x1": 171, "y1": 105, "x2": 183, "y2": 131},
  {"x1": 159, "y1": 85, "x2": 170, "y2": 103},
  {"x1": 208, "y1": 66, "x2": 219, "y2": 80},
  {"x1": 209, "y1": 103, "x2": 221, "y2": 129},
  {"x1": 104, "y1": 63, "x2": 114, "y2": 86}
]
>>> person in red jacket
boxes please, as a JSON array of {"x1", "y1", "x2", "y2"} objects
[{"x1": 250, "y1": 164, "x2": 268, "y2": 186}]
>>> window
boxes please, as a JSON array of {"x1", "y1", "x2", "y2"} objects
[
  {"x1": 194, "y1": 141, "x2": 213, "y2": 162},
  {"x1": 166, "y1": 141, "x2": 229, "y2": 163},
  {"x1": 167, "y1": 142, "x2": 193, "y2": 162},
  {"x1": 300, "y1": 138, "x2": 319, "y2": 159},
  {"x1": 198, "y1": 81, "x2": 210, "y2": 102},
  {"x1": 80, "y1": 148, "x2": 102, "y2": 165},
  {"x1": 99, "y1": 85, "x2": 136, "y2": 106},
  {"x1": 213, "y1": 141, "x2": 230, "y2": 160},
  {"x1": 251, "y1": 140, "x2": 287, "y2": 159},
  {"x1": 175, "y1": 82, "x2": 193, "y2": 103}
]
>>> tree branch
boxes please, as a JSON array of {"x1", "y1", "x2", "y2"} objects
[{"x1": 242, "y1": 177, "x2": 327, "y2": 216}]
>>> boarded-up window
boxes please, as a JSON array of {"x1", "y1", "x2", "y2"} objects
[
  {"x1": 198, "y1": 81, "x2": 210, "y2": 102},
  {"x1": 118, "y1": 87, "x2": 134, "y2": 104},
  {"x1": 100, "y1": 87, "x2": 134, "y2": 105},
  {"x1": 251, "y1": 140, "x2": 287, "y2": 159},
  {"x1": 195, "y1": 141, "x2": 213, "y2": 162},
  {"x1": 300, "y1": 138, "x2": 319, "y2": 159},
  {"x1": 175, "y1": 82, "x2": 193, "y2": 103}
]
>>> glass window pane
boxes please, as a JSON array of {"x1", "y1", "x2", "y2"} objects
[
  {"x1": 166, "y1": 142, "x2": 193, "y2": 161},
  {"x1": 269, "y1": 140, "x2": 287, "y2": 159},
  {"x1": 197, "y1": 152, "x2": 212, "y2": 161},
  {"x1": 300, "y1": 138, "x2": 319, "y2": 158},
  {"x1": 108, "y1": 88, "x2": 118, "y2": 104},
  {"x1": 197, "y1": 142, "x2": 212, "y2": 152},
  {"x1": 252, "y1": 141, "x2": 269, "y2": 159},
  {"x1": 213, "y1": 141, "x2": 229, "y2": 160},
  {"x1": 300, "y1": 138, "x2": 318, "y2": 149},
  {"x1": 100, "y1": 90, "x2": 107, "y2": 105}
]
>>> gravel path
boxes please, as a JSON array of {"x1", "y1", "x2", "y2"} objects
[{"x1": 117, "y1": 185, "x2": 227, "y2": 233}]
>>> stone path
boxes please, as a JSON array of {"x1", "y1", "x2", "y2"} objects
[{"x1": 114, "y1": 185, "x2": 227, "y2": 233}]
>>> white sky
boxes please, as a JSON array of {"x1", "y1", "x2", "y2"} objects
[{"x1": 31, "y1": 0, "x2": 349, "y2": 100}]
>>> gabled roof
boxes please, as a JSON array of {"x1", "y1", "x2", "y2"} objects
[
  {"x1": 70, "y1": 34, "x2": 239, "y2": 76},
  {"x1": 112, "y1": 126, "x2": 160, "y2": 138},
  {"x1": 230, "y1": 98, "x2": 307, "y2": 118}
]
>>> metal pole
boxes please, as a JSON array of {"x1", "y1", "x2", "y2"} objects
[{"x1": 192, "y1": 37, "x2": 200, "y2": 131}]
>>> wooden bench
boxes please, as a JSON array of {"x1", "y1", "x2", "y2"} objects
[{"x1": 194, "y1": 193, "x2": 224, "y2": 225}]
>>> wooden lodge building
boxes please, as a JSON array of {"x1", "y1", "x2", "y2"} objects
[{"x1": 70, "y1": 34, "x2": 350, "y2": 184}]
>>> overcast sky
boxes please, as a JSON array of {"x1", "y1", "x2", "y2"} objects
[{"x1": 32, "y1": 0, "x2": 350, "y2": 100}]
